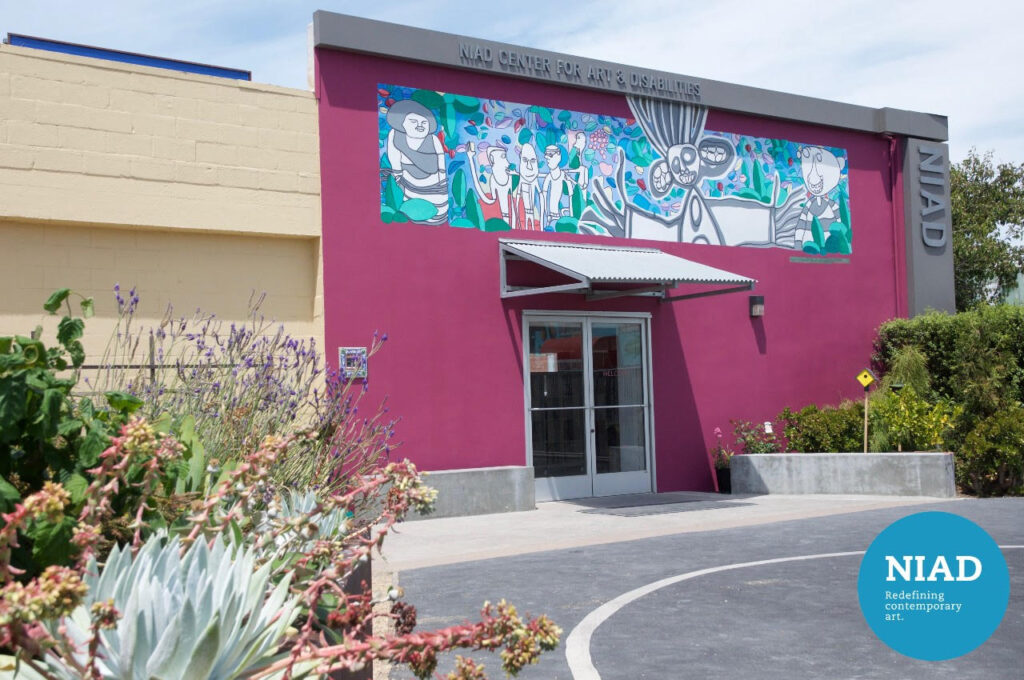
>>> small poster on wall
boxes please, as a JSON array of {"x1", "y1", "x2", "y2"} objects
[{"x1": 529, "y1": 353, "x2": 558, "y2": 373}]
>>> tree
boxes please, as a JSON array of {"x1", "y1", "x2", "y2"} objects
[{"x1": 951, "y1": 149, "x2": 1024, "y2": 310}]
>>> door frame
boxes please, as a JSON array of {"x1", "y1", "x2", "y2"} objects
[{"x1": 521, "y1": 310, "x2": 657, "y2": 501}]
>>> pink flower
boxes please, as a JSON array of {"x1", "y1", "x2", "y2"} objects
[{"x1": 713, "y1": 427, "x2": 722, "y2": 439}]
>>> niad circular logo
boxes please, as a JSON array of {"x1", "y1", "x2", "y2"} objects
[{"x1": 857, "y1": 512, "x2": 1010, "y2": 661}]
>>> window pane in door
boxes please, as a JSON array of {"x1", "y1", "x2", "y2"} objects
[
  {"x1": 592, "y1": 323, "x2": 645, "y2": 407},
  {"x1": 528, "y1": 322, "x2": 584, "y2": 409},
  {"x1": 594, "y1": 406, "x2": 646, "y2": 474},
  {"x1": 531, "y1": 409, "x2": 587, "y2": 477}
]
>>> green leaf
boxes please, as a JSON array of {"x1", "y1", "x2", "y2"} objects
[
  {"x1": 36, "y1": 388, "x2": 65, "y2": 437},
  {"x1": 0, "y1": 337, "x2": 12, "y2": 355},
  {"x1": 441, "y1": 102, "x2": 456, "y2": 141},
  {"x1": 465, "y1": 189, "x2": 484, "y2": 229},
  {"x1": 483, "y1": 217, "x2": 512, "y2": 232},
  {"x1": 380, "y1": 206, "x2": 396, "y2": 224},
  {"x1": 65, "y1": 473, "x2": 89, "y2": 504},
  {"x1": 734, "y1": 188, "x2": 762, "y2": 200},
  {"x1": 26, "y1": 516, "x2": 75, "y2": 566},
  {"x1": 56, "y1": 417, "x2": 83, "y2": 438},
  {"x1": 811, "y1": 216, "x2": 826, "y2": 249},
  {"x1": 452, "y1": 169, "x2": 467, "y2": 208},
  {"x1": 825, "y1": 232, "x2": 852, "y2": 255},
  {"x1": 529, "y1": 105, "x2": 553, "y2": 125},
  {"x1": 451, "y1": 95, "x2": 480, "y2": 114},
  {"x1": 76, "y1": 421, "x2": 108, "y2": 468},
  {"x1": 399, "y1": 198, "x2": 439, "y2": 222},
  {"x1": 449, "y1": 218, "x2": 477, "y2": 228},
  {"x1": 16, "y1": 338, "x2": 45, "y2": 367},
  {"x1": 0, "y1": 377, "x2": 27, "y2": 438},
  {"x1": 105, "y1": 390, "x2": 143, "y2": 414},
  {"x1": 229, "y1": 518, "x2": 244, "y2": 546},
  {"x1": 43, "y1": 289, "x2": 71, "y2": 314},
  {"x1": 571, "y1": 184, "x2": 583, "y2": 218},
  {"x1": 518, "y1": 128, "x2": 533, "y2": 145},
  {"x1": 839, "y1": 195, "x2": 851, "y2": 228},
  {"x1": 0, "y1": 477, "x2": 20, "y2": 512},
  {"x1": 555, "y1": 216, "x2": 580, "y2": 233},
  {"x1": 753, "y1": 160, "x2": 765, "y2": 198},
  {"x1": 57, "y1": 317, "x2": 84, "y2": 348},
  {"x1": 181, "y1": 616, "x2": 221, "y2": 679},
  {"x1": 80, "y1": 297, "x2": 94, "y2": 319},
  {"x1": 66, "y1": 341, "x2": 85, "y2": 369},
  {"x1": 384, "y1": 176, "x2": 404, "y2": 211},
  {"x1": 410, "y1": 89, "x2": 444, "y2": 113}
]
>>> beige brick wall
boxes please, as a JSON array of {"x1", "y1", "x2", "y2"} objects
[
  {"x1": 0, "y1": 43, "x2": 324, "y2": 363},
  {"x1": 0, "y1": 44, "x2": 320, "y2": 236}
]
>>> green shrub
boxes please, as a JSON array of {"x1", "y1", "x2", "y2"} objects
[
  {"x1": 873, "y1": 305, "x2": 1024, "y2": 407},
  {"x1": 880, "y1": 345, "x2": 931, "y2": 395},
  {"x1": 779, "y1": 401, "x2": 863, "y2": 452},
  {"x1": 957, "y1": 405, "x2": 1024, "y2": 496},
  {"x1": 869, "y1": 386, "x2": 959, "y2": 453}
]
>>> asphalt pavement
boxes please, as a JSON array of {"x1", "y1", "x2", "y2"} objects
[{"x1": 380, "y1": 494, "x2": 1023, "y2": 680}]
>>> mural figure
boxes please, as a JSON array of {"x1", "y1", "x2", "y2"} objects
[
  {"x1": 385, "y1": 99, "x2": 448, "y2": 224},
  {"x1": 376, "y1": 84, "x2": 851, "y2": 255},
  {"x1": 515, "y1": 143, "x2": 543, "y2": 230},
  {"x1": 467, "y1": 142, "x2": 516, "y2": 229},
  {"x1": 793, "y1": 145, "x2": 846, "y2": 247},
  {"x1": 582, "y1": 97, "x2": 804, "y2": 246},
  {"x1": 540, "y1": 146, "x2": 569, "y2": 228}
]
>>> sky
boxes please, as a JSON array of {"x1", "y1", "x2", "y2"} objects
[{"x1": 1, "y1": 1, "x2": 1021, "y2": 164}]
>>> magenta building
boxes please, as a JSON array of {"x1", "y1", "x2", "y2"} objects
[{"x1": 312, "y1": 12, "x2": 954, "y2": 512}]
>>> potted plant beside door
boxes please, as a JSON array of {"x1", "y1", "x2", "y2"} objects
[{"x1": 713, "y1": 427, "x2": 733, "y2": 493}]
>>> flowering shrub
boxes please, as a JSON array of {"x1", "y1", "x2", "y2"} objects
[
  {"x1": 1, "y1": 419, "x2": 560, "y2": 679},
  {"x1": 730, "y1": 419, "x2": 781, "y2": 454},
  {"x1": 90, "y1": 288, "x2": 394, "y2": 492},
  {"x1": 711, "y1": 427, "x2": 733, "y2": 469},
  {"x1": 1, "y1": 292, "x2": 561, "y2": 678}
]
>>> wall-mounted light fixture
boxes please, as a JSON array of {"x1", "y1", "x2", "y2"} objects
[{"x1": 749, "y1": 295, "x2": 765, "y2": 318}]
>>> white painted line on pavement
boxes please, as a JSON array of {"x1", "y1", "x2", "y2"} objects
[{"x1": 566, "y1": 546, "x2": 1024, "y2": 680}]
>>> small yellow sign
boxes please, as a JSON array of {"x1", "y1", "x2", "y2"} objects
[{"x1": 856, "y1": 369, "x2": 876, "y2": 388}]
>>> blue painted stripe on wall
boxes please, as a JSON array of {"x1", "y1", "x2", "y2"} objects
[{"x1": 6, "y1": 34, "x2": 251, "y2": 81}]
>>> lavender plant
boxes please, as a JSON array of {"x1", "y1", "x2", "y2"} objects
[{"x1": 89, "y1": 288, "x2": 394, "y2": 492}]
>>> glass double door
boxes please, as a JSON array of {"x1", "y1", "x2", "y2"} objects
[{"x1": 526, "y1": 315, "x2": 652, "y2": 501}]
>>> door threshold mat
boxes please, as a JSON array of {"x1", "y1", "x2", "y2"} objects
[
  {"x1": 566, "y1": 492, "x2": 729, "y2": 509},
  {"x1": 578, "y1": 500, "x2": 753, "y2": 517}
]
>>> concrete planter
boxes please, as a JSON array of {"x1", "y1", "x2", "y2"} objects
[
  {"x1": 730, "y1": 452, "x2": 956, "y2": 497},
  {"x1": 407, "y1": 465, "x2": 535, "y2": 520}
]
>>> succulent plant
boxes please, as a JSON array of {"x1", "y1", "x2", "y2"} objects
[
  {"x1": 41, "y1": 534, "x2": 300, "y2": 680},
  {"x1": 261, "y1": 488, "x2": 353, "y2": 552}
]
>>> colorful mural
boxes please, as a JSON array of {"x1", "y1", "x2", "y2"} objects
[{"x1": 377, "y1": 84, "x2": 852, "y2": 255}]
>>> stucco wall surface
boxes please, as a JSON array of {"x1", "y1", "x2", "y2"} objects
[{"x1": 316, "y1": 49, "x2": 910, "y2": 493}]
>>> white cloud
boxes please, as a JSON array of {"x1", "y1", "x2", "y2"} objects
[{"x1": 2, "y1": 0, "x2": 1020, "y2": 162}]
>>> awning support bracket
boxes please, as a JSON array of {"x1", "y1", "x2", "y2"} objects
[
  {"x1": 586, "y1": 284, "x2": 671, "y2": 301},
  {"x1": 661, "y1": 282, "x2": 755, "y2": 302}
]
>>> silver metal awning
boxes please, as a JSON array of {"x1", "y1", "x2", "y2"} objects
[{"x1": 499, "y1": 239, "x2": 756, "y2": 302}]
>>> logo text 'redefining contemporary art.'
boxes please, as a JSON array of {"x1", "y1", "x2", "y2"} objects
[{"x1": 377, "y1": 84, "x2": 852, "y2": 255}]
